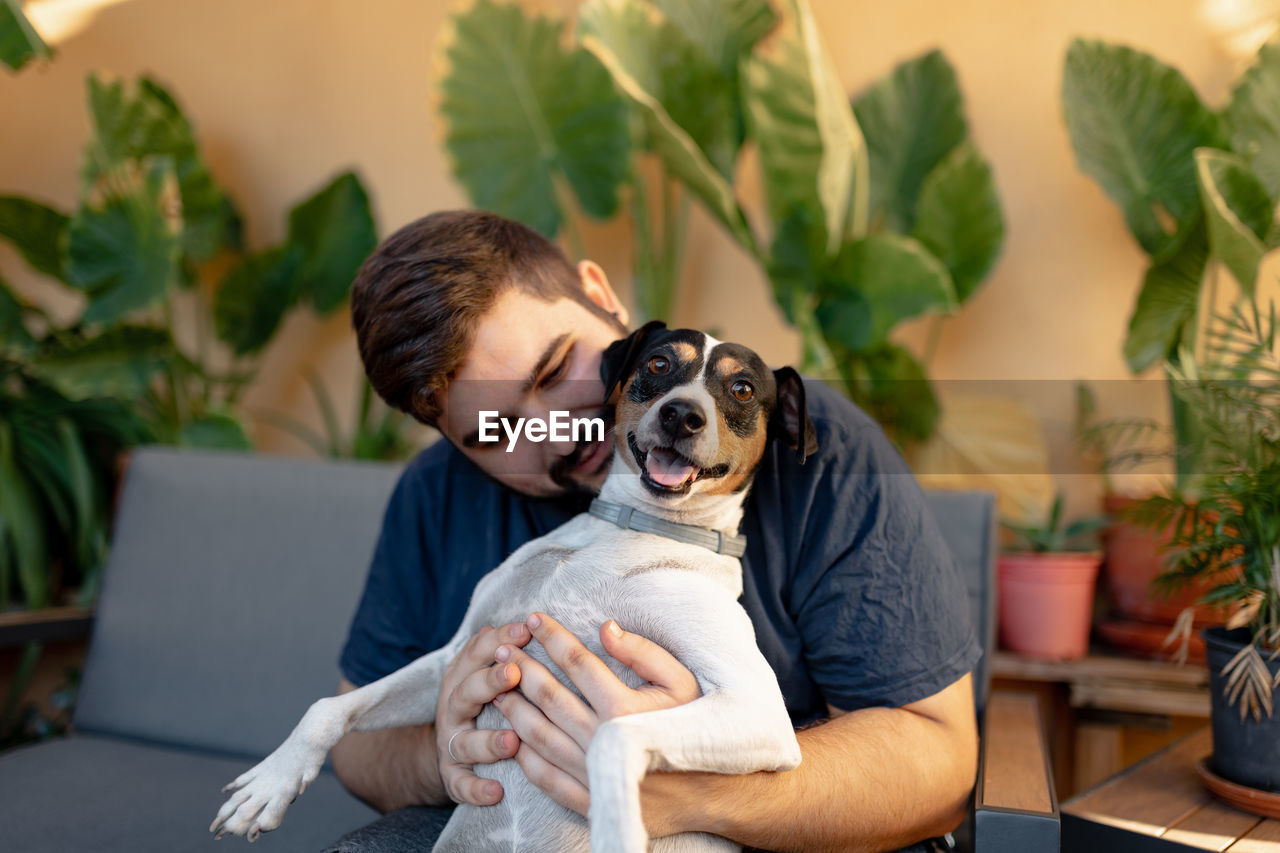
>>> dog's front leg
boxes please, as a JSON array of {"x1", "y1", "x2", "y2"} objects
[
  {"x1": 585, "y1": 690, "x2": 801, "y2": 853},
  {"x1": 210, "y1": 642, "x2": 459, "y2": 841}
]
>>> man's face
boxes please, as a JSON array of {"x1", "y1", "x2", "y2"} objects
[{"x1": 436, "y1": 288, "x2": 626, "y2": 499}]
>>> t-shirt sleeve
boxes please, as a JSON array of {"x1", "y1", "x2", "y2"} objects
[
  {"x1": 790, "y1": 414, "x2": 981, "y2": 711},
  {"x1": 338, "y1": 450, "x2": 441, "y2": 688}
]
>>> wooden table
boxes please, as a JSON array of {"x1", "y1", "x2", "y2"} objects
[
  {"x1": 991, "y1": 651, "x2": 1211, "y2": 717},
  {"x1": 992, "y1": 650, "x2": 1211, "y2": 794},
  {"x1": 1062, "y1": 728, "x2": 1280, "y2": 852}
]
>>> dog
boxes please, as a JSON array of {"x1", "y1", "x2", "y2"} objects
[{"x1": 210, "y1": 322, "x2": 816, "y2": 852}]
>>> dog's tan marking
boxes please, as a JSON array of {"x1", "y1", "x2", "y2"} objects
[
  {"x1": 670, "y1": 342, "x2": 698, "y2": 363},
  {"x1": 713, "y1": 355, "x2": 747, "y2": 377},
  {"x1": 701, "y1": 409, "x2": 768, "y2": 495},
  {"x1": 613, "y1": 376, "x2": 647, "y2": 474}
]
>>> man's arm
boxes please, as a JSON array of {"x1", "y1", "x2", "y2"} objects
[
  {"x1": 329, "y1": 681, "x2": 442, "y2": 812},
  {"x1": 642, "y1": 680, "x2": 978, "y2": 853},
  {"x1": 496, "y1": 614, "x2": 978, "y2": 853},
  {"x1": 330, "y1": 623, "x2": 534, "y2": 813}
]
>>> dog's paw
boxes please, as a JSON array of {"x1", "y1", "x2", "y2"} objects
[{"x1": 209, "y1": 747, "x2": 322, "y2": 841}]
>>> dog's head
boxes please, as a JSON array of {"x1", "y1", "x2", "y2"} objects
[{"x1": 599, "y1": 321, "x2": 818, "y2": 505}]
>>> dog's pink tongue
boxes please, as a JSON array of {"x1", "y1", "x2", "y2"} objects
[{"x1": 646, "y1": 448, "x2": 697, "y2": 487}]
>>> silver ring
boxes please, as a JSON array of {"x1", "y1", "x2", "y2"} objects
[{"x1": 447, "y1": 729, "x2": 465, "y2": 763}]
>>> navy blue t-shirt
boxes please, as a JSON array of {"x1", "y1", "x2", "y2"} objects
[{"x1": 339, "y1": 381, "x2": 980, "y2": 724}]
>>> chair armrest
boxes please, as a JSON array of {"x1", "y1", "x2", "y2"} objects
[{"x1": 973, "y1": 691, "x2": 1060, "y2": 853}]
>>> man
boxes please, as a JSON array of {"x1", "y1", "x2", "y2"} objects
[{"x1": 325, "y1": 210, "x2": 980, "y2": 853}]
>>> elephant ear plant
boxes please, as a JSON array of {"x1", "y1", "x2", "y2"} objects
[
  {"x1": 1061, "y1": 38, "x2": 1280, "y2": 487},
  {"x1": 0, "y1": 0, "x2": 49, "y2": 72},
  {"x1": 0, "y1": 73, "x2": 379, "y2": 451},
  {"x1": 436, "y1": 0, "x2": 1004, "y2": 447},
  {"x1": 0, "y1": 70, "x2": 390, "y2": 604}
]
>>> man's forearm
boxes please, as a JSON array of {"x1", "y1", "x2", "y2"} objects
[
  {"x1": 330, "y1": 722, "x2": 449, "y2": 813},
  {"x1": 643, "y1": 703, "x2": 977, "y2": 853}
]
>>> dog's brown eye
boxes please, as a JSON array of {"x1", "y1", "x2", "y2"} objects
[
  {"x1": 647, "y1": 356, "x2": 670, "y2": 375},
  {"x1": 731, "y1": 380, "x2": 754, "y2": 402}
]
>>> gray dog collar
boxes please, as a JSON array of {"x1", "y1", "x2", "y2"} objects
[{"x1": 588, "y1": 498, "x2": 747, "y2": 558}]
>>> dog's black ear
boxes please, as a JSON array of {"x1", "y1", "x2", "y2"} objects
[
  {"x1": 771, "y1": 367, "x2": 818, "y2": 464},
  {"x1": 600, "y1": 320, "x2": 667, "y2": 401}
]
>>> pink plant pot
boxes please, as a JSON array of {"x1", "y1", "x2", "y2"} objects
[{"x1": 998, "y1": 552, "x2": 1102, "y2": 661}]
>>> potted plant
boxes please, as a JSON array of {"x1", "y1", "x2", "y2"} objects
[
  {"x1": 1075, "y1": 383, "x2": 1225, "y2": 659},
  {"x1": 1061, "y1": 36, "x2": 1280, "y2": 636},
  {"x1": 1130, "y1": 292, "x2": 1280, "y2": 795},
  {"x1": 998, "y1": 495, "x2": 1110, "y2": 661},
  {"x1": 435, "y1": 0, "x2": 1005, "y2": 449}
]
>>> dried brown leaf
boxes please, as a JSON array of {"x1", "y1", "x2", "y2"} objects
[{"x1": 1226, "y1": 591, "x2": 1265, "y2": 630}]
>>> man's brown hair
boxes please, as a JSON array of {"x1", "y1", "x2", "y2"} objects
[{"x1": 351, "y1": 209, "x2": 615, "y2": 425}]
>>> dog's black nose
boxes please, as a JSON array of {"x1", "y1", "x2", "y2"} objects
[{"x1": 659, "y1": 399, "x2": 706, "y2": 439}]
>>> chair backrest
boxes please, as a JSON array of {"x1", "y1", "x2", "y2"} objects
[
  {"x1": 923, "y1": 490, "x2": 999, "y2": 716},
  {"x1": 74, "y1": 447, "x2": 403, "y2": 759}
]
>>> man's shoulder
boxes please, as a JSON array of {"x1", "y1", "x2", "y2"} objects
[
  {"x1": 800, "y1": 378, "x2": 879, "y2": 443},
  {"x1": 794, "y1": 377, "x2": 907, "y2": 474},
  {"x1": 393, "y1": 436, "x2": 498, "y2": 503}
]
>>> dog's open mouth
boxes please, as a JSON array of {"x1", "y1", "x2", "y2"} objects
[{"x1": 629, "y1": 434, "x2": 729, "y2": 494}]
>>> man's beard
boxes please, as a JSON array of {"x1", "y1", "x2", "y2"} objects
[{"x1": 548, "y1": 406, "x2": 614, "y2": 499}]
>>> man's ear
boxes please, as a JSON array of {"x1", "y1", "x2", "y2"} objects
[
  {"x1": 600, "y1": 320, "x2": 667, "y2": 402},
  {"x1": 771, "y1": 367, "x2": 819, "y2": 464}
]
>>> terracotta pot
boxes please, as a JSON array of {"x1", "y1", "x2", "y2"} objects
[
  {"x1": 1101, "y1": 494, "x2": 1220, "y2": 625},
  {"x1": 997, "y1": 552, "x2": 1101, "y2": 660}
]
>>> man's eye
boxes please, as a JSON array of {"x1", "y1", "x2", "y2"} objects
[
  {"x1": 731, "y1": 380, "x2": 754, "y2": 402},
  {"x1": 647, "y1": 356, "x2": 670, "y2": 375},
  {"x1": 540, "y1": 356, "x2": 569, "y2": 388}
]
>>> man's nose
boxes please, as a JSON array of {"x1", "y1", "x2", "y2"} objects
[{"x1": 659, "y1": 399, "x2": 706, "y2": 440}]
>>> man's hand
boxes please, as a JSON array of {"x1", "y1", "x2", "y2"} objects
[
  {"x1": 491, "y1": 612, "x2": 700, "y2": 818},
  {"x1": 434, "y1": 622, "x2": 533, "y2": 806}
]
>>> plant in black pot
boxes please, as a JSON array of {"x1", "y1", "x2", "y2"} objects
[{"x1": 1131, "y1": 292, "x2": 1280, "y2": 796}]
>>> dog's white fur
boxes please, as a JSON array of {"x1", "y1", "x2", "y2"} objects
[{"x1": 211, "y1": 334, "x2": 802, "y2": 853}]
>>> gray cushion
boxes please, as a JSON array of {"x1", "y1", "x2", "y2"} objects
[
  {"x1": 0, "y1": 734, "x2": 376, "y2": 852},
  {"x1": 74, "y1": 447, "x2": 404, "y2": 759},
  {"x1": 923, "y1": 490, "x2": 998, "y2": 713}
]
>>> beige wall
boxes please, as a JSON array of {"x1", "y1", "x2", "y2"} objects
[{"x1": 0, "y1": 0, "x2": 1245, "y2": 515}]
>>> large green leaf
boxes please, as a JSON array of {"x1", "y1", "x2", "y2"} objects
[
  {"x1": 439, "y1": 0, "x2": 630, "y2": 238},
  {"x1": 31, "y1": 326, "x2": 173, "y2": 400},
  {"x1": 580, "y1": 0, "x2": 739, "y2": 178},
  {"x1": 1225, "y1": 40, "x2": 1280, "y2": 199},
  {"x1": 820, "y1": 233, "x2": 956, "y2": 347},
  {"x1": 841, "y1": 342, "x2": 940, "y2": 444},
  {"x1": 741, "y1": 0, "x2": 866, "y2": 253},
  {"x1": 1194, "y1": 148, "x2": 1272, "y2": 296},
  {"x1": 8, "y1": 415, "x2": 72, "y2": 548},
  {"x1": 912, "y1": 142, "x2": 1004, "y2": 303},
  {"x1": 0, "y1": 196, "x2": 69, "y2": 280},
  {"x1": 653, "y1": 0, "x2": 775, "y2": 82},
  {"x1": 213, "y1": 245, "x2": 303, "y2": 356},
  {"x1": 82, "y1": 74, "x2": 240, "y2": 261},
  {"x1": 1062, "y1": 39, "x2": 1226, "y2": 257},
  {"x1": 580, "y1": 1, "x2": 753, "y2": 250},
  {"x1": 854, "y1": 49, "x2": 966, "y2": 235},
  {"x1": 790, "y1": 0, "x2": 866, "y2": 248},
  {"x1": 0, "y1": 276, "x2": 35, "y2": 356},
  {"x1": 179, "y1": 412, "x2": 251, "y2": 450},
  {"x1": 766, "y1": 205, "x2": 825, "y2": 324},
  {"x1": 0, "y1": 0, "x2": 50, "y2": 72},
  {"x1": 65, "y1": 162, "x2": 182, "y2": 326},
  {"x1": 286, "y1": 171, "x2": 377, "y2": 313},
  {"x1": 0, "y1": 422, "x2": 49, "y2": 608},
  {"x1": 1124, "y1": 223, "x2": 1208, "y2": 372},
  {"x1": 51, "y1": 418, "x2": 96, "y2": 571}
]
